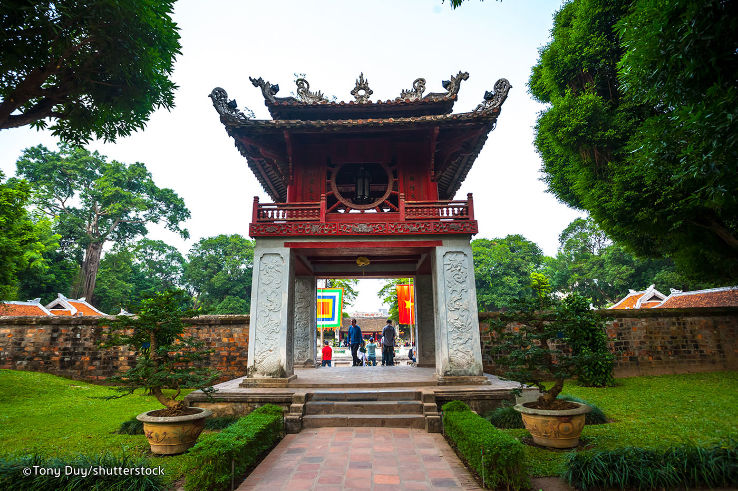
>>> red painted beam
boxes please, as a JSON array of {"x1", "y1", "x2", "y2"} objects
[{"x1": 284, "y1": 240, "x2": 442, "y2": 249}]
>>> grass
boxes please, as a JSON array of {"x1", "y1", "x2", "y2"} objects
[
  {"x1": 511, "y1": 371, "x2": 738, "y2": 476},
  {"x1": 0, "y1": 369, "x2": 198, "y2": 486}
]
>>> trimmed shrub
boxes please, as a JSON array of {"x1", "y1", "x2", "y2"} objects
[
  {"x1": 442, "y1": 401, "x2": 529, "y2": 490},
  {"x1": 117, "y1": 415, "x2": 239, "y2": 435},
  {"x1": 0, "y1": 453, "x2": 166, "y2": 490},
  {"x1": 184, "y1": 404, "x2": 284, "y2": 491},
  {"x1": 484, "y1": 405, "x2": 525, "y2": 429},
  {"x1": 484, "y1": 395, "x2": 607, "y2": 429},
  {"x1": 563, "y1": 443, "x2": 738, "y2": 490}
]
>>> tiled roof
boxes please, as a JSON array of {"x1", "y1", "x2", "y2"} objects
[
  {"x1": 656, "y1": 287, "x2": 738, "y2": 309},
  {"x1": 46, "y1": 294, "x2": 106, "y2": 316},
  {"x1": 609, "y1": 285, "x2": 666, "y2": 309},
  {"x1": 0, "y1": 301, "x2": 51, "y2": 316},
  {"x1": 68, "y1": 300, "x2": 104, "y2": 316}
]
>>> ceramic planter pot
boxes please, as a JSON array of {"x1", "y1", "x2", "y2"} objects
[
  {"x1": 136, "y1": 407, "x2": 212, "y2": 455},
  {"x1": 514, "y1": 401, "x2": 590, "y2": 448}
]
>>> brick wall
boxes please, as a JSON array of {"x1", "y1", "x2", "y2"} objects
[
  {"x1": 3, "y1": 309, "x2": 737, "y2": 383},
  {"x1": 479, "y1": 308, "x2": 738, "y2": 377},
  {"x1": 0, "y1": 315, "x2": 249, "y2": 382}
]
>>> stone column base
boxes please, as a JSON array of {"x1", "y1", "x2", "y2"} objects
[
  {"x1": 239, "y1": 375, "x2": 297, "y2": 388},
  {"x1": 416, "y1": 362, "x2": 436, "y2": 368},
  {"x1": 294, "y1": 360, "x2": 317, "y2": 368},
  {"x1": 435, "y1": 375, "x2": 491, "y2": 386}
]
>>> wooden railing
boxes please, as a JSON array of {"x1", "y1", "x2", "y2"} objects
[{"x1": 252, "y1": 193, "x2": 474, "y2": 223}]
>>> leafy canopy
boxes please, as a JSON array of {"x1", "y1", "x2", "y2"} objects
[
  {"x1": 530, "y1": 0, "x2": 738, "y2": 282},
  {"x1": 0, "y1": 0, "x2": 180, "y2": 143},
  {"x1": 185, "y1": 234, "x2": 254, "y2": 315}
]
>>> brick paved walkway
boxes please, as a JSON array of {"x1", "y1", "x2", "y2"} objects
[{"x1": 237, "y1": 427, "x2": 482, "y2": 490}]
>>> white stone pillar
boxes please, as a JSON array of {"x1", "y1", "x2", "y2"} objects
[
  {"x1": 415, "y1": 274, "x2": 436, "y2": 367},
  {"x1": 242, "y1": 240, "x2": 296, "y2": 386},
  {"x1": 293, "y1": 276, "x2": 317, "y2": 368},
  {"x1": 431, "y1": 238, "x2": 487, "y2": 383}
]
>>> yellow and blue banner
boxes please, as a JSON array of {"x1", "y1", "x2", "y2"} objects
[{"x1": 317, "y1": 288, "x2": 343, "y2": 329}]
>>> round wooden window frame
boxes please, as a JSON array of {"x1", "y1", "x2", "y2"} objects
[{"x1": 329, "y1": 162, "x2": 393, "y2": 210}]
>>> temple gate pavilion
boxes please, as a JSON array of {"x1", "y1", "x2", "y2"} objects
[{"x1": 210, "y1": 71, "x2": 511, "y2": 387}]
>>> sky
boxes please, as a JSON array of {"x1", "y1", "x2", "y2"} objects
[{"x1": 0, "y1": 0, "x2": 580, "y2": 312}]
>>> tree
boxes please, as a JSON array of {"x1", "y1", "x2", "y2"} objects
[
  {"x1": 472, "y1": 235, "x2": 544, "y2": 311},
  {"x1": 15, "y1": 214, "x2": 79, "y2": 303},
  {"x1": 325, "y1": 279, "x2": 359, "y2": 308},
  {"x1": 0, "y1": 172, "x2": 54, "y2": 298},
  {"x1": 185, "y1": 235, "x2": 254, "y2": 315},
  {"x1": 16, "y1": 144, "x2": 190, "y2": 302},
  {"x1": 0, "y1": 0, "x2": 180, "y2": 143},
  {"x1": 95, "y1": 238, "x2": 186, "y2": 314},
  {"x1": 546, "y1": 217, "x2": 714, "y2": 306},
  {"x1": 530, "y1": 0, "x2": 738, "y2": 282}
]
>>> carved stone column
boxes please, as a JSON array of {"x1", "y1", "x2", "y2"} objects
[
  {"x1": 241, "y1": 240, "x2": 296, "y2": 387},
  {"x1": 415, "y1": 274, "x2": 436, "y2": 367},
  {"x1": 293, "y1": 276, "x2": 317, "y2": 368},
  {"x1": 431, "y1": 238, "x2": 487, "y2": 384}
]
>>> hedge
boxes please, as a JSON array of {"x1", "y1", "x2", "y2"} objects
[
  {"x1": 563, "y1": 443, "x2": 738, "y2": 490},
  {"x1": 442, "y1": 400, "x2": 529, "y2": 490},
  {"x1": 184, "y1": 404, "x2": 284, "y2": 491},
  {"x1": 0, "y1": 453, "x2": 166, "y2": 490}
]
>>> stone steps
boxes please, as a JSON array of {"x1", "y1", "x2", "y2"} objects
[
  {"x1": 304, "y1": 400, "x2": 423, "y2": 415},
  {"x1": 308, "y1": 390, "x2": 421, "y2": 401},
  {"x1": 302, "y1": 413, "x2": 426, "y2": 429}
]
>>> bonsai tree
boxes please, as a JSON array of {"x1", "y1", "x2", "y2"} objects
[
  {"x1": 102, "y1": 289, "x2": 218, "y2": 415},
  {"x1": 490, "y1": 273, "x2": 613, "y2": 409}
]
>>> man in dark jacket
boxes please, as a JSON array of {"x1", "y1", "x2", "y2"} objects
[
  {"x1": 348, "y1": 318, "x2": 362, "y2": 366},
  {"x1": 381, "y1": 319, "x2": 396, "y2": 366}
]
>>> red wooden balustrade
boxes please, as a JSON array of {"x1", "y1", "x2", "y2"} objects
[{"x1": 252, "y1": 193, "x2": 474, "y2": 223}]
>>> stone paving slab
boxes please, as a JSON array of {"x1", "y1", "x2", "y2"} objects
[{"x1": 237, "y1": 427, "x2": 482, "y2": 491}]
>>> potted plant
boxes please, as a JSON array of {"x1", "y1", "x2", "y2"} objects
[
  {"x1": 490, "y1": 273, "x2": 613, "y2": 448},
  {"x1": 103, "y1": 290, "x2": 218, "y2": 455}
]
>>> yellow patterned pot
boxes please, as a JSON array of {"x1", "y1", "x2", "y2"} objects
[
  {"x1": 136, "y1": 407, "x2": 212, "y2": 455},
  {"x1": 515, "y1": 401, "x2": 590, "y2": 449}
]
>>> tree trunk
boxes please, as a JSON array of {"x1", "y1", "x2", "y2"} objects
[
  {"x1": 538, "y1": 378, "x2": 565, "y2": 407},
  {"x1": 78, "y1": 241, "x2": 103, "y2": 302}
]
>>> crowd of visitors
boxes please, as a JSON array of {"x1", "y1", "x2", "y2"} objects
[{"x1": 331, "y1": 318, "x2": 412, "y2": 367}]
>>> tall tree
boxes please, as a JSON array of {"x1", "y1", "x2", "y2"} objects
[
  {"x1": 545, "y1": 217, "x2": 715, "y2": 306},
  {"x1": 325, "y1": 279, "x2": 359, "y2": 308},
  {"x1": 16, "y1": 144, "x2": 189, "y2": 302},
  {"x1": 95, "y1": 238, "x2": 185, "y2": 314},
  {"x1": 530, "y1": 0, "x2": 738, "y2": 282},
  {"x1": 0, "y1": 0, "x2": 180, "y2": 143},
  {"x1": 185, "y1": 235, "x2": 254, "y2": 315},
  {"x1": 472, "y1": 235, "x2": 544, "y2": 311},
  {"x1": 0, "y1": 172, "x2": 55, "y2": 298}
]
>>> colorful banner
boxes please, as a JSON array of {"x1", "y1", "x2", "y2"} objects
[
  {"x1": 317, "y1": 288, "x2": 343, "y2": 329},
  {"x1": 396, "y1": 284, "x2": 415, "y2": 325}
]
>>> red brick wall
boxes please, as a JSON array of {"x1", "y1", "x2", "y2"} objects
[
  {"x1": 0, "y1": 315, "x2": 249, "y2": 383},
  {"x1": 479, "y1": 308, "x2": 738, "y2": 378}
]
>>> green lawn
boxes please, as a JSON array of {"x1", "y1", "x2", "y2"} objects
[
  {"x1": 0, "y1": 370, "x2": 198, "y2": 485},
  {"x1": 508, "y1": 371, "x2": 738, "y2": 476}
]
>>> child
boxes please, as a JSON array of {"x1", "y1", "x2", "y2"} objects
[
  {"x1": 366, "y1": 337, "x2": 377, "y2": 366},
  {"x1": 358, "y1": 340, "x2": 368, "y2": 366},
  {"x1": 321, "y1": 340, "x2": 332, "y2": 367}
]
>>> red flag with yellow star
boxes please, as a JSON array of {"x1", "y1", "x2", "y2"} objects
[{"x1": 396, "y1": 284, "x2": 415, "y2": 325}]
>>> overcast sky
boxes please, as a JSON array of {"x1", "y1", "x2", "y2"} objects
[{"x1": 0, "y1": 0, "x2": 579, "y2": 311}]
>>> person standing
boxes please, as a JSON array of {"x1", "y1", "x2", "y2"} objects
[
  {"x1": 348, "y1": 318, "x2": 362, "y2": 367},
  {"x1": 366, "y1": 337, "x2": 378, "y2": 366},
  {"x1": 321, "y1": 340, "x2": 333, "y2": 367},
  {"x1": 381, "y1": 319, "x2": 396, "y2": 366}
]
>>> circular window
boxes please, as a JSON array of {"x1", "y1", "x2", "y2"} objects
[{"x1": 330, "y1": 162, "x2": 393, "y2": 210}]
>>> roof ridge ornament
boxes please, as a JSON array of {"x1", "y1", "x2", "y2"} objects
[
  {"x1": 295, "y1": 78, "x2": 328, "y2": 104},
  {"x1": 474, "y1": 78, "x2": 512, "y2": 113},
  {"x1": 250, "y1": 76, "x2": 280, "y2": 103},
  {"x1": 351, "y1": 73, "x2": 373, "y2": 104},
  {"x1": 397, "y1": 78, "x2": 426, "y2": 101},
  {"x1": 209, "y1": 87, "x2": 254, "y2": 124},
  {"x1": 424, "y1": 71, "x2": 469, "y2": 101}
]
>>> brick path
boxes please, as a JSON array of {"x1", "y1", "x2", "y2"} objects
[{"x1": 237, "y1": 427, "x2": 482, "y2": 490}]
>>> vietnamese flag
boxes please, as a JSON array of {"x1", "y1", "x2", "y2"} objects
[{"x1": 396, "y1": 284, "x2": 415, "y2": 325}]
